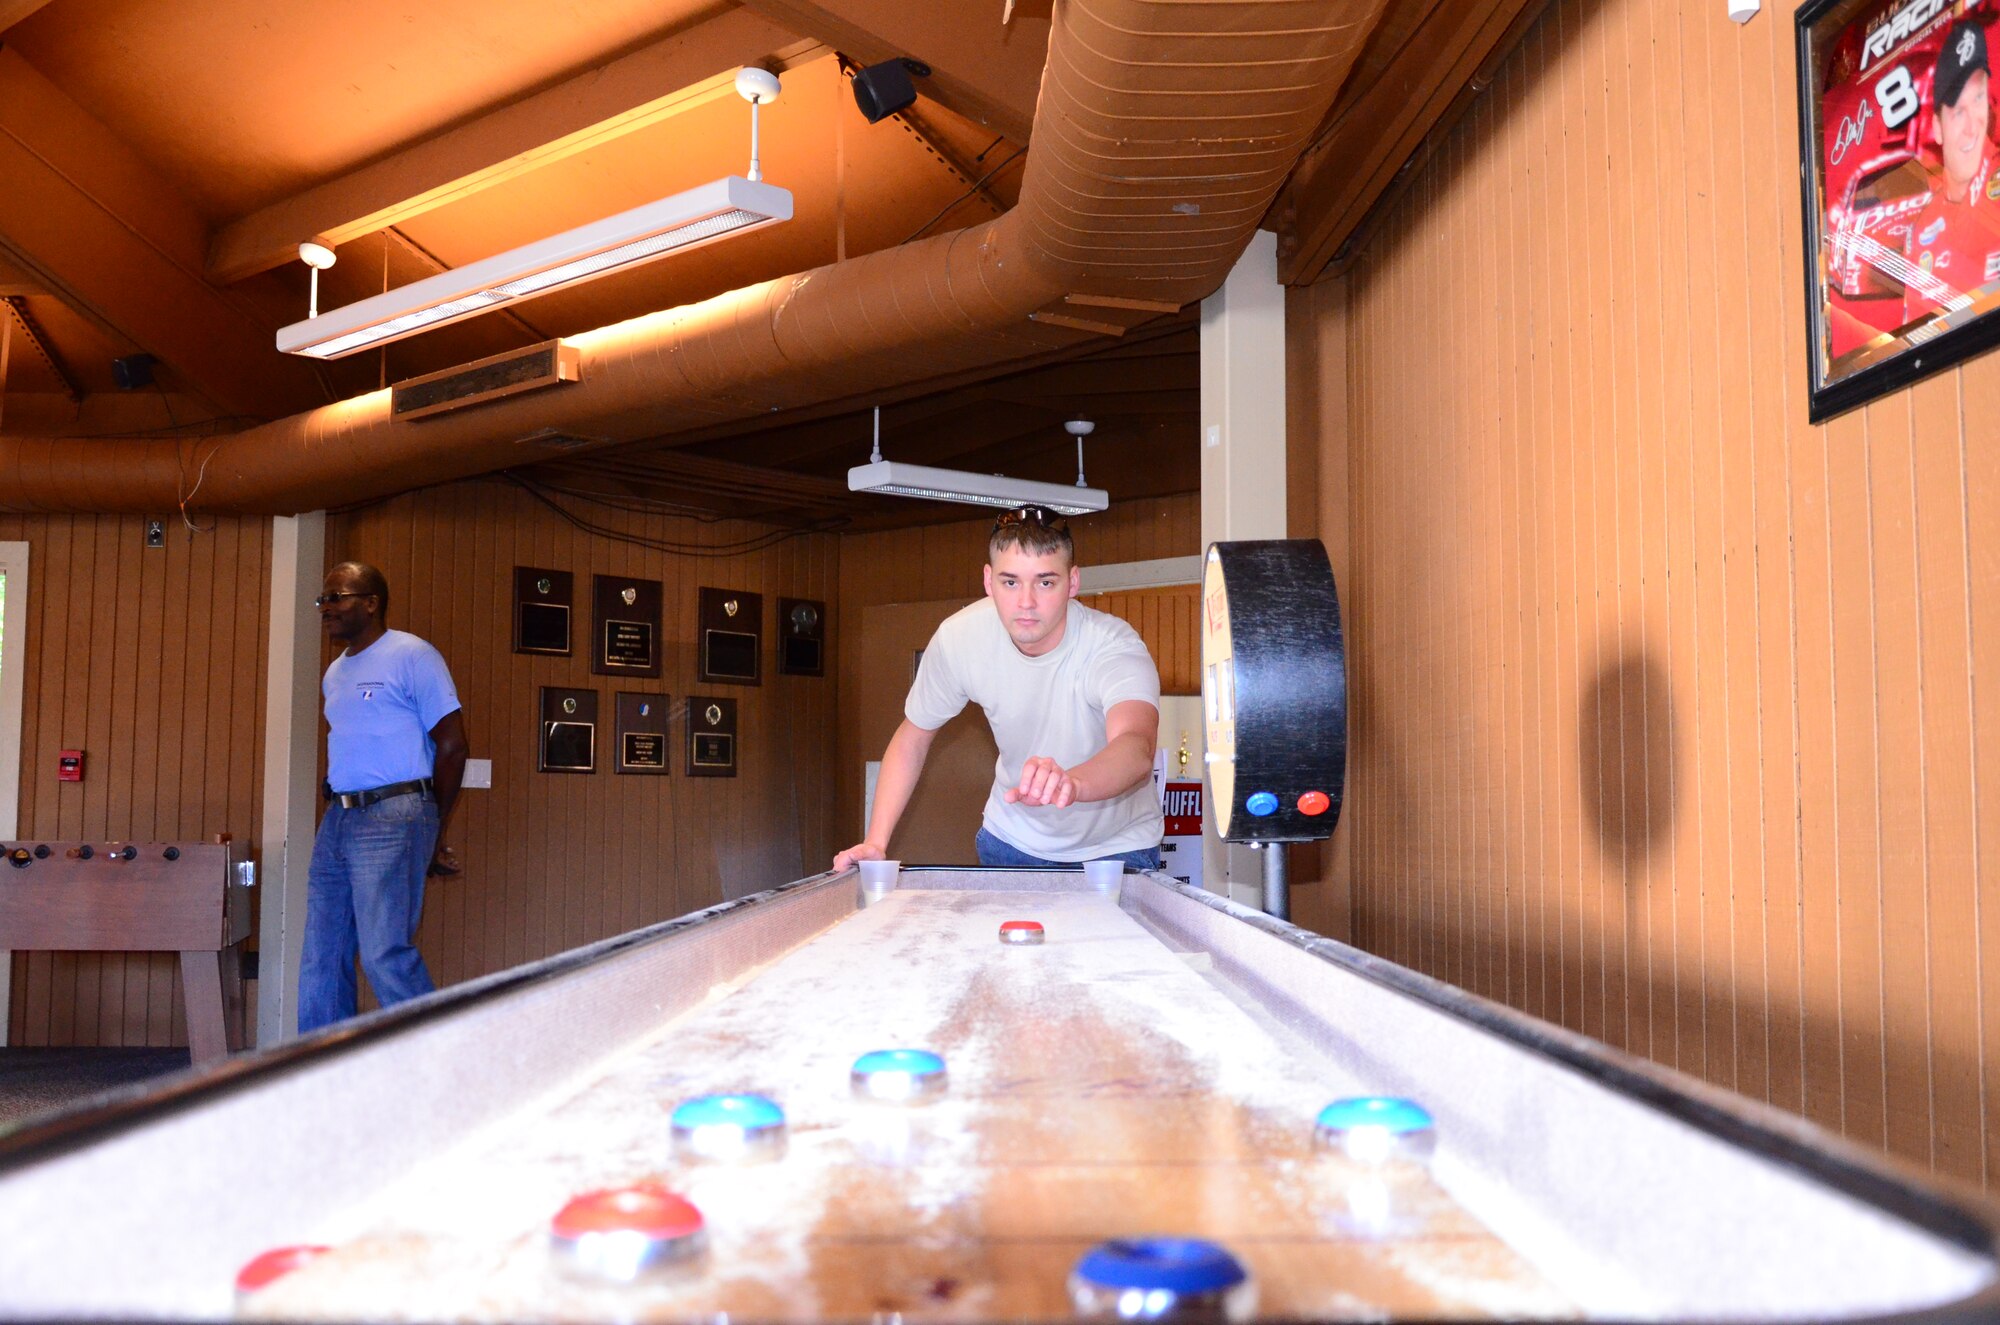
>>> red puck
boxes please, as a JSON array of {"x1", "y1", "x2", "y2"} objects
[
  {"x1": 551, "y1": 1184, "x2": 704, "y2": 1241},
  {"x1": 999, "y1": 920, "x2": 1046, "y2": 945},
  {"x1": 234, "y1": 1245, "x2": 332, "y2": 1294}
]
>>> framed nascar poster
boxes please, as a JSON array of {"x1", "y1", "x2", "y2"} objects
[{"x1": 1797, "y1": 0, "x2": 2000, "y2": 420}]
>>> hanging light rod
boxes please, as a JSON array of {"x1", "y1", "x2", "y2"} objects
[
  {"x1": 847, "y1": 408, "x2": 1110, "y2": 514},
  {"x1": 278, "y1": 69, "x2": 791, "y2": 360}
]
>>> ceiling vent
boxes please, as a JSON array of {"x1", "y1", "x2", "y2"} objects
[
  {"x1": 514, "y1": 427, "x2": 602, "y2": 452},
  {"x1": 391, "y1": 341, "x2": 581, "y2": 421}
]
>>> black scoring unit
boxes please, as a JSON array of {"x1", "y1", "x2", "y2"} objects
[{"x1": 1200, "y1": 540, "x2": 1347, "y2": 919}]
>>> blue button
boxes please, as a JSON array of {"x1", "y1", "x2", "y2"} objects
[
  {"x1": 1245, "y1": 791, "x2": 1279, "y2": 816},
  {"x1": 1073, "y1": 1238, "x2": 1248, "y2": 1294}
]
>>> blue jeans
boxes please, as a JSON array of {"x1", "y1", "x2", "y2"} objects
[
  {"x1": 299, "y1": 794, "x2": 439, "y2": 1032},
  {"x1": 975, "y1": 826, "x2": 1161, "y2": 872}
]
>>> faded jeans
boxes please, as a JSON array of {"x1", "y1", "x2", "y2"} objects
[
  {"x1": 298, "y1": 793, "x2": 439, "y2": 1032},
  {"x1": 974, "y1": 826, "x2": 1161, "y2": 872}
]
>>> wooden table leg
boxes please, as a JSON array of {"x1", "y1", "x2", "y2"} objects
[{"x1": 179, "y1": 950, "x2": 229, "y2": 1064}]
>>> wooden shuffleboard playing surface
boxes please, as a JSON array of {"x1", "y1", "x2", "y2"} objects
[{"x1": 245, "y1": 887, "x2": 1571, "y2": 1321}]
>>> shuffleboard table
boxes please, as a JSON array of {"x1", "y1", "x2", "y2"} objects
[{"x1": 0, "y1": 867, "x2": 1994, "y2": 1322}]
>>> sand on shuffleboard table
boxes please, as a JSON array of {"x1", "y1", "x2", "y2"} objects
[{"x1": 246, "y1": 888, "x2": 1576, "y2": 1322}]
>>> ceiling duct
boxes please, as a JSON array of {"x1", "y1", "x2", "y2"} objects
[{"x1": 0, "y1": 0, "x2": 1384, "y2": 515}]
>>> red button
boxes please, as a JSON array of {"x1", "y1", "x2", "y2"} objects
[
  {"x1": 551, "y1": 1185, "x2": 704, "y2": 1240},
  {"x1": 235, "y1": 1245, "x2": 332, "y2": 1294},
  {"x1": 1297, "y1": 790, "x2": 1331, "y2": 816}
]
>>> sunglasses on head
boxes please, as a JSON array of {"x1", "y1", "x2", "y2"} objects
[{"x1": 993, "y1": 506, "x2": 1070, "y2": 534}]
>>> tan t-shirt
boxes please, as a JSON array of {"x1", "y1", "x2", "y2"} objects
[{"x1": 905, "y1": 598, "x2": 1164, "y2": 861}]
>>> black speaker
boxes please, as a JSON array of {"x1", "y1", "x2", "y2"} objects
[
  {"x1": 851, "y1": 59, "x2": 923, "y2": 123},
  {"x1": 112, "y1": 353, "x2": 156, "y2": 391}
]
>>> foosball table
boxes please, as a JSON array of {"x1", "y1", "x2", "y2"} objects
[{"x1": 0, "y1": 839, "x2": 251, "y2": 1062}]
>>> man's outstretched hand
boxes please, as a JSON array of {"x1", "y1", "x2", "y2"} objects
[{"x1": 1004, "y1": 756, "x2": 1078, "y2": 809}]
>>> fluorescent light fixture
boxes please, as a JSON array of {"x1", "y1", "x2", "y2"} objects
[
  {"x1": 277, "y1": 176, "x2": 792, "y2": 359},
  {"x1": 847, "y1": 461, "x2": 1109, "y2": 515}
]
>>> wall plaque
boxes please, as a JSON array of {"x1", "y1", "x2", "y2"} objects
[
  {"x1": 513, "y1": 567, "x2": 573, "y2": 655},
  {"x1": 698, "y1": 587, "x2": 762, "y2": 686},
  {"x1": 538, "y1": 687, "x2": 599, "y2": 774},
  {"x1": 615, "y1": 692, "x2": 671, "y2": 776},
  {"x1": 686, "y1": 696, "x2": 738, "y2": 777},
  {"x1": 592, "y1": 575, "x2": 663, "y2": 679},
  {"x1": 778, "y1": 597, "x2": 826, "y2": 677}
]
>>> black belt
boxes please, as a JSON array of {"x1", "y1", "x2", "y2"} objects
[{"x1": 326, "y1": 777, "x2": 433, "y2": 809}]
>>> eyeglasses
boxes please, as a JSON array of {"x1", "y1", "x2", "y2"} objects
[
  {"x1": 312, "y1": 591, "x2": 372, "y2": 607},
  {"x1": 993, "y1": 506, "x2": 1070, "y2": 534}
]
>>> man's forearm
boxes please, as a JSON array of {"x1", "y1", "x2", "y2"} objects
[{"x1": 1069, "y1": 731, "x2": 1156, "y2": 803}]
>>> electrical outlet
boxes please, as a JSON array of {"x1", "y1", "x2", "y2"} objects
[{"x1": 144, "y1": 519, "x2": 165, "y2": 548}]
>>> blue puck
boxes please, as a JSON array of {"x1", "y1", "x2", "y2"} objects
[
  {"x1": 1074, "y1": 1239, "x2": 1247, "y2": 1294},
  {"x1": 1245, "y1": 791, "x2": 1279, "y2": 817},
  {"x1": 1314, "y1": 1096, "x2": 1438, "y2": 1166},
  {"x1": 670, "y1": 1093, "x2": 787, "y2": 1162},
  {"x1": 850, "y1": 1048, "x2": 948, "y2": 1103}
]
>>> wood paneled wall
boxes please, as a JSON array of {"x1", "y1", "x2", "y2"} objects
[
  {"x1": 1312, "y1": 0, "x2": 2000, "y2": 1182},
  {"x1": 7, "y1": 516, "x2": 270, "y2": 1047},
  {"x1": 1077, "y1": 585, "x2": 1200, "y2": 696},
  {"x1": 833, "y1": 494, "x2": 1201, "y2": 854},
  {"x1": 327, "y1": 481, "x2": 839, "y2": 993}
]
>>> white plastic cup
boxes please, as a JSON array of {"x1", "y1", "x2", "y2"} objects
[
  {"x1": 857, "y1": 858, "x2": 900, "y2": 908},
  {"x1": 1082, "y1": 859, "x2": 1123, "y2": 893}
]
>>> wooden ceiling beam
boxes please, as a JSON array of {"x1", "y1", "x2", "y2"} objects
[
  {"x1": 0, "y1": 48, "x2": 325, "y2": 419},
  {"x1": 739, "y1": 0, "x2": 1046, "y2": 143},
  {"x1": 0, "y1": 250, "x2": 42, "y2": 298},
  {"x1": 1275, "y1": 0, "x2": 1550, "y2": 285},
  {"x1": 1, "y1": 297, "x2": 78, "y2": 402},
  {"x1": 205, "y1": 10, "x2": 823, "y2": 285},
  {"x1": 0, "y1": 0, "x2": 54, "y2": 35}
]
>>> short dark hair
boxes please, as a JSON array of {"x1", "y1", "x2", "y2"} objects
[
  {"x1": 331, "y1": 560, "x2": 390, "y2": 618},
  {"x1": 988, "y1": 507, "x2": 1075, "y2": 565}
]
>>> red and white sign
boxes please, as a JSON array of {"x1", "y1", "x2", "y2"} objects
[{"x1": 1161, "y1": 780, "x2": 1204, "y2": 888}]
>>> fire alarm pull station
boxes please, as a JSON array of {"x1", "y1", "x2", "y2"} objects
[{"x1": 57, "y1": 750, "x2": 83, "y2": 782}]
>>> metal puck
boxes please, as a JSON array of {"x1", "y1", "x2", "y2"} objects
[
  {"x1": 549, "y1": 1183, "x2": 705, "y2": 1282},
  {"x1": 850, "y1": 1048, "x2": 948, "y2": 1103},
  {"x1": 1069, "y1": 1237, "x2": 1255, "y2": 1321},
  {"x1": 670, "y1": 1093, "x2": 788, "y2": 1163},
  {"x1": 1313, "y1": 1096, "x2": 1437, "y2": 1167},
  {"x1": 233, "y1": 1245, "x2": 332, "y2": 1299}
]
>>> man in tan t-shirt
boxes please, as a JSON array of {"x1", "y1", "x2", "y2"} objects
[{"x1": 833, "y1": 506, "x2": 1165, "y2": 870}]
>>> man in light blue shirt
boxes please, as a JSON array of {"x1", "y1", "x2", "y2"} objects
[{"x1": 299, "y1": 561, "x2": 469, "y2": 1032}]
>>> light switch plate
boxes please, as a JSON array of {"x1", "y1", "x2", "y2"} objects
[{"x1": 463, "y1": 758, "x2": 493, "y2": 789}]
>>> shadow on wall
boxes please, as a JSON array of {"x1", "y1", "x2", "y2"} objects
[{"x1": 1577, "y1": 650, "x2": 1676, "y2": 861}]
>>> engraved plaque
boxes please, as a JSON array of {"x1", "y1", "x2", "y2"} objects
[
  {"x1": 698, "y1": 587, "x2": 762, "y2": 686},
  {"x1": 615, "y1": 692, "x2": 671, "y2": 776},
  {"x1": 686, "y1": 695, "x2": 738, "y2": 777},
  {"x1": 538, "y1": 688, "x2": 598, "y2": 774},
  {"x1": 778, "y1": 597, "x2": 826, "y2": 677},
  {"x1": 513, "y1": 567, "x2": 573, "y2": 655},
  {"x1": 593, "y1": 576, "x2": 662, "y2": 679}
]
